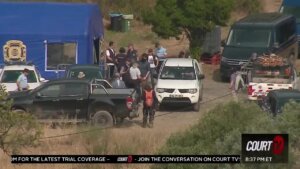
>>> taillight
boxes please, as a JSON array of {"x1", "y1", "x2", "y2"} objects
[
  {"x1": 248, "y1": 85, "x2": 254, "y2": 95},
  {"x1": 126, "y1": 96, "x2": 133, "y2": 110}
]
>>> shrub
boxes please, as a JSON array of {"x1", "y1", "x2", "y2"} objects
[
  {"x1": 0, "y1": 85, "x2": 41, "y2": 154},
  {"x1": 152, "y1": 101, "x2": 299, "y2": 169}
]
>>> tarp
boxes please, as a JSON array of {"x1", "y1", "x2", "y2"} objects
[{"x1": 0, "y1": 2, "x2": 104, "y2": 79}]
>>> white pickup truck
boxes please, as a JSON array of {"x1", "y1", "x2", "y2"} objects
[{"x1": 247, "y1": 56, "x2": 298, "y2": 100}]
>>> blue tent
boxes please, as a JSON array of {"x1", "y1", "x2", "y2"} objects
[{"x1": 0, "y1": 2, "x2": 104, "y2": 79}]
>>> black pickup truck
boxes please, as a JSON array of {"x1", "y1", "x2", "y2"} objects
[{"x1": 9, "y1": 79, "x2": 139, "y2": 127}]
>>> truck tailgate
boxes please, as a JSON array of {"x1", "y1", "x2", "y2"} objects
[{"x1": 248, "y1": 82, "x2": 292, "y2": 100}]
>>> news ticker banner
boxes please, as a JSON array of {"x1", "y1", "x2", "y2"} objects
[
  {"x1": 242, "y1": 134, "x2": 289, "y2": 163},
  {"x1": 11, "y1": 155, "x2": 240, "y2": 164}
]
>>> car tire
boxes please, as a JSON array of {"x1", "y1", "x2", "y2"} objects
[
  {"x1": 92, "y1": 110, "x2": 114, "y2": 128},
  {"x1": 193, "y1": 100, "x2": 200, "y2": 112}
]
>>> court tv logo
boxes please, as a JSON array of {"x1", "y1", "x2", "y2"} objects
[{"x1": 242, "y1": 134, "x2": 288, "y2": 163}]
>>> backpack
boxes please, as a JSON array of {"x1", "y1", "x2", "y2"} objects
[{"x1": 145, "y1": 90, "x2": 154, "y2": 107}]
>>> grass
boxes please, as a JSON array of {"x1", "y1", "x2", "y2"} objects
[{"x1": 151, "y1": 101, "x2": 300, "y2": 169}]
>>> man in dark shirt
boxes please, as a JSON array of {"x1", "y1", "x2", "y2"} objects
[
  {"x1": 139, "y1": 53, "x2": 151, "y2": 89},
  {"x1": 116, "y1": 47, "x2": 127, "y2": 72},
  {"x1": 127, "y1": 43, "x2": 138, "y2": 64}
]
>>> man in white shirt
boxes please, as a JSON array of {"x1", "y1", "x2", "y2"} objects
[
  {"x1": 130, "y1": 62, "x2": 141, "y2": 101},
  {"x1": 106, "y1": 41, "x2": 116, "y2": 79},
  {"x1": 16, "y1": 68, "x2": 29, "y2": 91}
]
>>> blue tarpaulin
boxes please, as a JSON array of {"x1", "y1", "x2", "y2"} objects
[{"x1": 0, "y1": 2, "x2": 104, "y2": 79}]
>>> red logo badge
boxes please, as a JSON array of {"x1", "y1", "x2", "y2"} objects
[
  {"x1": 127, "y1": 155, "x2": 133, "y2": 163},
  {"x1": 273, "y1": 135, "x2": 285, "y2": 155}
]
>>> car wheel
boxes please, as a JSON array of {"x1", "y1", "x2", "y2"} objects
[
  {"x1": 193, "y1": 100, "x2": 200, "y2": 112},
  {"x1": 92, "y1": 110, "x2": 114, "y2": 128}
]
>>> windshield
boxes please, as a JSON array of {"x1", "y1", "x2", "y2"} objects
[
  {"x1": 227, "y1": 29, "x2": 272, "y2": 47},
  {"x1": 160, "y1": 66, "x2": 196, "y2": 80},
  {"x1": 67, "y1": 68, "x2": 103, "y2": 80},
  {"x1": 1, "y1": 70, "x2": 37, "y2": 83},
  {"x1": 282, "y1": 6, "x2": 300, "y2": 22}
]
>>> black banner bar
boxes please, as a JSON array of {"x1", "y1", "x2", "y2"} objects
[{"x1": 11, "y1": 155, "x2": 240, "y2": 164}]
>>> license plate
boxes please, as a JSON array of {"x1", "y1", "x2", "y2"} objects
[{"x1": 170, "y1": 94, "x2": 183, "y2": 98}]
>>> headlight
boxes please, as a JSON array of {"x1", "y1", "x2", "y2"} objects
[
  {"x1": 188, "y1": 88, "x2": 197, "y2": 94},
  {"x1": 156, "y1": 88, "x2": 165, "y2": 93},
  {"x1": 221, "y1": 56, "x2": 228, "y2": 63}
]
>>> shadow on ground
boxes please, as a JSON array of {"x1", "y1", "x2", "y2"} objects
[{"x1": 212, "y1": 68, "x2": 229, "y2": 83}]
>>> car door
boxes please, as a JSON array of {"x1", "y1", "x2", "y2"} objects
[
  {"x1": 59, "y1": 82, "x2": 89, "y2": 120},
  {"x1": 31, "y1": 84, "x2": 63, "y2": 119}
]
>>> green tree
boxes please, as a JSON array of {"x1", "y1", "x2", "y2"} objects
[
  {"x1": 143, "y1": 0, "x2": 234, "y2": 58},
  {"x1": 0, "y1": 85, "x2": 41, "y2": 154}
]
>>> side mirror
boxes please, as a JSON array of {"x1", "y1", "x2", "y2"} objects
[{"x1": 198, "y1": 74, "x2": 205, "y2": 80}]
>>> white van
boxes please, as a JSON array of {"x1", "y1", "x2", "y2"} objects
[{"x1": 155, "y1": 58, "x2": 205, "y2": 111}]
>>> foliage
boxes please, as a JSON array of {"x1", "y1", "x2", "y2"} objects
[
  {"x1": 143, "y1": 0, "x2": 234, "y2": 59},
  {"x1": 234, "y1": 0, "x2": 261, "y2": 14},
  {"x1": 152, "y1": 101, "x2": 300, "y2": 169},
  {"x1": 0, "y1": 85, "x2": 41, "y2": 154}
]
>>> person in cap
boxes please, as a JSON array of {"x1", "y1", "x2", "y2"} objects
[
  {"x1": 16, "y1": 68, "x2": 30, "y2": 91},
  {"x1": 77, "y1": 72, "x2": 86, "y2": 79}
]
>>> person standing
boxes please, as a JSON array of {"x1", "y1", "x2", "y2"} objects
[
  {"x1": 16, "y1": 68, "x2": 29, "y2": 91},
  {"x1": 105, "y1": 41, "x2": 116, "y2": 79},
  {"x1": 111, "y1": 73, "x2": 126, "y2": 88},
  {"x1": 116, "y1": 47, "x2": 127, "y2": 72},
  {"x1": 142, "y1": 84, "x2": 157, "y2": 128},
  {"x1": 120, "y1": 59, "x2": 132, "y2": 88},
  {"x1": 229, "y1": 68, "x2": 238, "y2": 102},
  {"x1": 155, "y1": 42, "x2": 167, "y2": 60},
  {"x1": 127, "y1": 43, "x2": 138, "y2": 64},
  {"x1": 147, "y1": 49, "x2": 158, "y2": 87},
  {"x1": 130, "y1": 62, "x2": 141, "y2": 101},
  {"x1": 139, "y1": 53, "x2": 151, "y2": 89}
]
